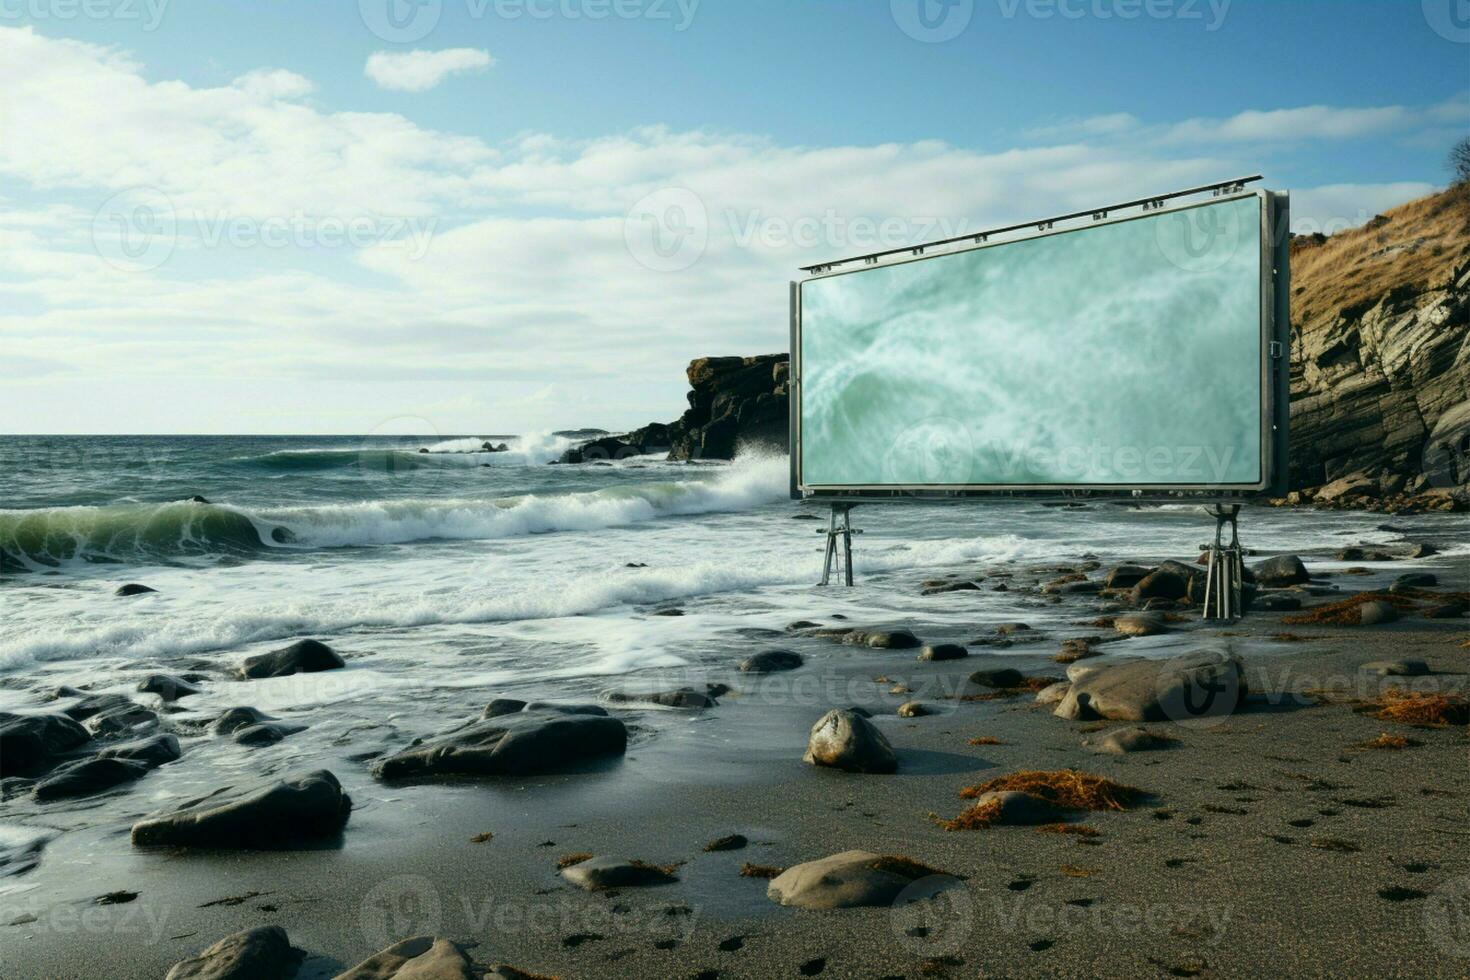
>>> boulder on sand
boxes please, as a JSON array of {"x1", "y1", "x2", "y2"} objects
[
  {"x1": 1054, "y1": 650, "x2": 1246, "y2": 723},
  {"x1": 1086, "y1": 726, "x2": 1175, "y2": 754},
  {"x1": 165, "y1": 926, "x2": 303, "y2": 980},
  {"x1": 1357, "y1": 600, "x2": 1400, "y2": 626},
  {"x1": 33, "y1": 757, "x2": 149, "y2": 801},
  {"x1": 1034, "y1": 681, "x2": 1071, "y2": 705},
  {"x1": 131, "y1": 770, "x2": 352, "y2": 848},
  {"x1": 767, "y1": 850, "x2": 957, "y2": 909},
  {"x1": 803, "y1": 709, "x2": 897, "y2": 774},
  {"x1": 0, "y1": 713, "x2": 90, "y2": 777},
  {"x1": 1131, "y1": 567, "x2": 1189, "y2": 603},
  {"x1": 740, "y1": 649, "x2": 804, "y2": 673},
  {"x1": 963, "y1": 790, "x2": 1065, "y2": 825},
  {"x1": 1113, "y1": 613, "x2": 1168, "y2": 637},
  {"x1": 334, "y1": 937, "x2": 478, "y2": 980},
  {"x1": 236, "y1": 639, "x2": 345, "y2": 680},
  {"x1": 968, "y1": 668, "x2": 1024, "y2": 689},
  {"x1": 1252, "y1": 555, "x2": 1310, "y2": 587},
  {"x1": 560, "y1": 856, "x2": 679, "y2": 891},
  {"x1": 372, "y1": 707, "x2": 627, "y2": 781}
]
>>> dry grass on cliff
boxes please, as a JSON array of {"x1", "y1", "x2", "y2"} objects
[{"x1": 1290, "y1": 184, "x2": 1469, "y2": 333}]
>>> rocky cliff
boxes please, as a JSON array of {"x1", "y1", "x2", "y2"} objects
[
  {"x1": 1284, "y1": 184, "x2": 1469, "y2": 510},
  {"x1": 620, "y1": 354, "x2": 789, "y2": 461}
]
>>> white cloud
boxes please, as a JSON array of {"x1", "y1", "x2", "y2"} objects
[
  {"x1": 365, "y1": 48, "x2": 494, "y2": 93},
  {"x1": 0, "y1": 25, "x2": 1454, "y2": 434}
]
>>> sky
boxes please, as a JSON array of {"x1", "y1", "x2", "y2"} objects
[{"x1": 0, "y1": 0, "x2": 1466, "y2": 435}]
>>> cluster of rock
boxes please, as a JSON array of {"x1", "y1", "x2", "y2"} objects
[{"x1": 561, "y1": 354, "x2": 789, "y2": 463}]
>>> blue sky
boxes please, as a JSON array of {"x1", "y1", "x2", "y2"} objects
[{"x1": 1, "y1": 0, "x2": 1466, "y2": 433}]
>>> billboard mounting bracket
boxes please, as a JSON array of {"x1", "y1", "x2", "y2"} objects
[
  {"x1": 1201, "y1": 504, "x2": 1245, "y2": 621},
  {"x1": 818, "y1": 503, "x2": 861, "y2": 587}
]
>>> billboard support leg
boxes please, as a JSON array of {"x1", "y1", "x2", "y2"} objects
[
  {"x1": 1202, "y1": 504, "x2": 1244, "y2": 621},
  {"x1": 819, "y1": 504, "x2": 861, "y2": 587}
]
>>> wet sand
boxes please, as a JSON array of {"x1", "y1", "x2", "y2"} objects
[{"x1": 2, "y1": 550, "x2": 1467, "y2": 979}]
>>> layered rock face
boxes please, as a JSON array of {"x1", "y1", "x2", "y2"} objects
[
  {"x1": 626, "y1": 353, "x2": 789, "y2": 461},
  {"x1": 1286, "y1": 186, "x2": 1469, "y2": 506}
]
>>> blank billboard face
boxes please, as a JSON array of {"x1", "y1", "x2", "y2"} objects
[{"x1": 797, "y1": 194, "x2": 1264, "y2": 490}]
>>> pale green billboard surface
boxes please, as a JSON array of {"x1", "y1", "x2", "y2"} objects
[{"x1": 797, "y1": 196, "x2": 1264, "y2": 488}]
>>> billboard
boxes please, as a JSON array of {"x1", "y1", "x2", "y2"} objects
[{"x1": 791, "y1": 189, "x2": 1290, "y2": 499}]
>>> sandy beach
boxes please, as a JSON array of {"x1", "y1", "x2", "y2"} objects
[{"x1": 3, "y1": 525, "x2": 1466, "y2": 979}]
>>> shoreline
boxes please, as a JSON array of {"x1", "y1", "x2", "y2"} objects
[{"x1": 2, "y1": 531, "x2": 1467, "y2": 978}]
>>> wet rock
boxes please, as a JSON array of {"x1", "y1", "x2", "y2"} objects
[
  {"x1": 767, "y1": 850, "x2": 957, "y2": 909},
  {"x1": 1055, "y1": 650, "x2": 1246, "y2": 723},
  {"x1": 1425, "y1": 600, "x2": 1468, "y2": 619},
  {"x1": 803, "y1": 709, "x2": 897, "y2": 774},
  {"x1": 1335, "y1": 546, "x2": 1392, "y2": 562},
  {"x1": 1254, "y1": 592, "x2": 1302, "y2": 612},
  {"x1": 1053, "y1": 638, "x2": 1101, "y2": 664},
  {"x1": 1105, "y1": 565, "x2": 1151, "y2": 588},
  {"x1": 1393, "y1": 572, "x2": 1438, "y2": 588},
  {"x1": 1357, "y1": 601, "x2": 1400, "y2": 626},
  {"x1": 115, "y1": 583, "x2": 157, "y2": 597},
  {"x1": 33, "y1": 757, "x2": 149, "y2": 801},
  {"x1": 561, "y1": 857, "x2": 679, "y2": 891},
  {"x1": 1253, "y1": 555, "x2": 1310, "y2": 587},
  {"x1": 61, "y1": 693, "x2": 135, "y2": 722},
  {"x1": 897, "y1": 701, "x2": 930, "y2": 718},
  {"x1": 1131, "y1": 568, "x2": 1189, "y2": 603},
  {"x1": 1035, "y1": 681, "x2": 1071, "y2": 706},
  {"x1": 1086, "y1": 726, "x2": 1174, "y2": 754},
  {"x1": 334, "y1": 936, "x2": 478, "y2": 980},
  {"x1": 373, "y1": 708, "x2": 627, "y2": 780},
  {"x1": 99, "y1": 733, "x2": 181, "y2": 768},
  {"x1": 236, "y1": 639, "x2": 345, "y2": 680},
  {"x1": 786, "y1": 620, "x2": 822, "y2": 631},
  {"x1": 483, "y1": 698, "x2": 528, "y2": 718},
  {"x1": 132, "y1": 770, "x2": 352, "y2": 848},
  {"x1": 1403, "y1": 542, "x2": 1438, "y2": 558},
  {"x1": 916, "y1": 644, "x2": 968, "y2": 662},
  {"x1": 740, "y1": 650, "x2": 804, "y2": 673},
  {"x1": 845, "y1": 629, "x2": 921, "y2": 650},
  {"x1": 1052, "y1": 580, "x2": 1103, "y2": 595},
  {"x1": 968, "y1": 668, "x2": 1024, "y2": 689},
  {"x1": 212, "y1": 707, "x2": 275, "y2": 736},
  {"x1": 83, "y1": 702, "x2": 157, "y2": 739},
  {"x1": 0, "y1": 713, "x2": 90, "y2": 776},
  {"x1": 164, "y1": 925, "x2": 303, "y2": 980},
  {"x1": 994, "y1": 623, "x2": 1032, "y2": 635},
  {"x1": 1113, "y1": 613, "x2": 1168, "y2": 637},
  {"x1": 704, "y1": 834, "x2": 748, "y2": 852},
  {"x1": 923, "y1": 580, "x2": 983, "y2": 595},
  {"x1": 605, "y1": 688, "x2": 716, "y2": 709},
  {"x1": 1359, "y1": 659, "x2": 1428, "y2": 677},
  {"x1": 138, "y1": 674, "x2": 202, "y2": 702},
  {"x1": 234, "y1": 722, "x2": 306, "y2": 747}
]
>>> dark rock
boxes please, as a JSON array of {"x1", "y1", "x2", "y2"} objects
[
  {"x1": 1359, "y1": 659, "x2": 1429, "y2": 677},
  {"x1": 115, "y1": 583, "x2": 157, "y2": 597},
  {"x1": 1254, "y1": 592, "x2": 1303, "y2": 611},
  {"x1": 187, "y1": 495, "x2": 211, "y2": 504},
  {"x1": 83, "y1": 703, "x2": 157, "y2": 738},
  {"x1": 1358, "y1": 600, "x2": 1400, "y2": 626},
  {"x1": 99, "y1": 733, "x2": 181, "y2": 768},
  {"x1": 1253, "y1": 555, "x2": 1311, "y2": 587},
  {"x1": 843, "y1": 629, "x2": 921, "y2": 650},
  {"x1": 968, "y1": 668, "x2": 1024, "y2": 688},
  {"x1": 965, "y1": 790, "x2": 1065, "y2": 825},
  {"x1": 803, "y1": 709, "x2": 897, "y2": 774},
  {"x1": 740, "y1": 650, "x2": 803, "y2": 673},
  {"x1": 164, "y1": 926, "x2": 303, "y2": 980},
  {"x1": 1105, "y1": 565, "x2": 1151, "y2": 588},
  {"x1": 704, "y1": 833, "x2": 748, "y2": 852},
  {"x1": 1425, "y1": 600, "x2": 1469, "y2": 619},
  {"x1": 604, "y1": 688, "x2": 716, "y2": 709},
  {"x1": 334, "y1": 937, "x2": 478, "y2": 980},
  {"x1": 138, "y1": 674, "x2": 202, "y2": 702},
  {"x1": 625, "y1": 354, "x2": 789, "y2": 462},
  {"x1": 483, "y1": 701, "x2": 607, "y2": 719},
  {"x1": 236, "y1": 639, "x2": 344, "y2": 679},
  {"x1": 917, "y1": 643, "x2": 968, "y2": 662},
  {"x1": 923, "y1": 580, "x2": 982, "y2": 595},
  {"x1": 212, "y1": 707, "x2": 275, "y2": 736},
  {"x1": 61, "y1": 693, "x2": 135, "y2": 721},
  {"x1": 0, "y1": 713, "x2": 90, "y2": 776},
  {"x1": 373, "y1": 708, "x2": 627, "y2": 780},
  {"x1": 1087, "y1": 726, "x2": 1175, "y2": 754},
  {"x1": 33, "y1": 757, "x2": 148, "y2": 801},
  {"x1": 1394, "y1": 572, "x2": 1438, "y2": 587},
  {"x1": 1131, "y1": 568, "x2": 1189, "y2": 603},
  {"x1": 132, "y1": 770, "x2": 352, "y2": 848},
  {"x1": 483, "y1": 698, "x2": 528, "y2": 718},
  {"x1": 559, "y1": 436, "x2": 641, "y2": 464},
  {"x1": 234, "y1": 723, "x2": 306, "y2": 747}
]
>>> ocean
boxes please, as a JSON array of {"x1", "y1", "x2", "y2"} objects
[{"x1": 1, "y1": 433, "x2": 1464, "y2": 740}]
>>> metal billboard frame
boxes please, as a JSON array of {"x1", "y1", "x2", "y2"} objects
[{"x1": 789, "y1": 181, "x2": 1291, "y2": 504}]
